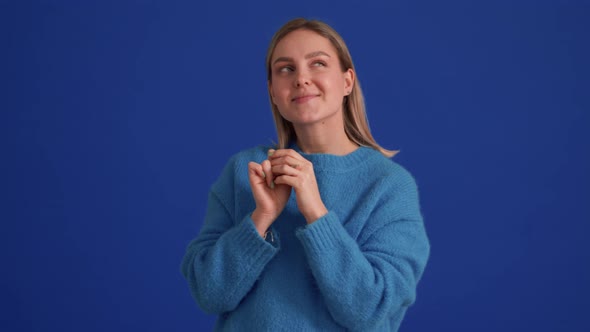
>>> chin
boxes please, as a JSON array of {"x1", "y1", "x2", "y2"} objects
[{"x1": 288, "y1": 112, "x2": 324, "y2": 124}]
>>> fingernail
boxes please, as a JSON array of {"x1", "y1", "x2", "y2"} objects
[
  {"x1": 267, "y1": 149, "x2": 275, "y2": 157},
  {"x1": 262, "y1": 171, "x2": 266, "y2": 178},
  {"x1": 270, "y1": 181, "x2": 275, "y2": 189}
]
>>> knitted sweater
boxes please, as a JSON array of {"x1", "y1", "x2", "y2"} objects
[{"x1": 181, "y1": 144, "x2": 430, "y2": 331}]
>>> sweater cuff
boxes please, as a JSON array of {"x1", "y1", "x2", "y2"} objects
[
  {"x1": 231, "y1": 215, "x2": 280, "y2": 265},
  {"x1": 295, "y1": 211, "x2": 346, "y2": 254}
]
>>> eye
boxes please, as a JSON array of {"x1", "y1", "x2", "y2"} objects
[
  {"x1": 278, "y1": 65, "x2": 294, "y2": 73},
  {"x1": 312, "y1": 60, "x2": 326, "y2": 67}
]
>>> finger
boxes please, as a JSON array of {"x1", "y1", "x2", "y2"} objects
[
  {"x1": 261, "y1": 159, "x2": 273, "y2": 188},
  {"x1": 267, "y1": 148, "x2": 301, "y2": 160},
  {"x1": 270, "y1": 155, "x2": 304, "y2": 169},
  {"x1": 248, "y1": 162, "x2": 265, "y2": 182},
  {"x1": 267, "y1": 149, "x2": 276, "y2": 158},
  {"x1": 273, "y1": 174, "x2": 297, "y2": 188},
  {"x1": 271, "y1": 164, "x2": 300, "y2": 177}
]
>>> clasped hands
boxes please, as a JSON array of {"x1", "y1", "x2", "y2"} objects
[{"x1": 248, "y1": 149, "x2": 328, "y2": 237}]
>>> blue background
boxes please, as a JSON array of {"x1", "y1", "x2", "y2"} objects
[{"x1": 3, "y1": 0, "x2": 589, "y2": 331}]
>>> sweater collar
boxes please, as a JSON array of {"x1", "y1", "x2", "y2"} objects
[{"x1": 288, "y1": 142, "x2": 380, "y2": 172}]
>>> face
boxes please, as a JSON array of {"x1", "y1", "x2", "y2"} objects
[{"x1": 269, "y1": 29, "x2": 354, "y2": 128}]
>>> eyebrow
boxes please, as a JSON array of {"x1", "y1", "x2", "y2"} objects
[{"x1": 273, "y1": 51, "x2": 331, "y2": 65}]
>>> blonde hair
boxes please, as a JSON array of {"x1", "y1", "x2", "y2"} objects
[{"x1": 265, "y1": 18, "x2": 398, "y2": 158}]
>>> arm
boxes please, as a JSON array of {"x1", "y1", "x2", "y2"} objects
[
  {"x1": 295, "y1": 178, "x2": 430, "y2": 331},
  {"x1": 180, "y1": 162, "x2": 280, "y2": 314}
]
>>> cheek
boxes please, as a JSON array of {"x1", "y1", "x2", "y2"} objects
[
  {"x1": 322, "y1": 71, "x2": 343, "y2": 86},
  {"x1": 270, "y1": 79, "x2": 283, "y2": 92},
  {"x1": 275, "y1": 85, "x2": 292, "y2": 102},
  {"x1": 270, "y1": 84, "x2": 283, "y2": 103},
  {"x1": 321, "y1": 75, "x2": 345, "y2": 96}
]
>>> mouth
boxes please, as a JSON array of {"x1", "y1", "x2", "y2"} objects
[{"x1": 291, "y1": 94, "x2": 319, "y2": 104}]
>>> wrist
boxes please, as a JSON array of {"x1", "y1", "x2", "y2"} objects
[
  {"x1": 251, "y1": 209, "x2": 275, "y2": 237},
  {"x1": 304, "y1": 206, "x2": 328, "y2": 224}
]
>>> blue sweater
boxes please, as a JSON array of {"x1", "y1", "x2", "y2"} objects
[{"x1": 181, "y1": 144, "x2": 430, "y2": 331}]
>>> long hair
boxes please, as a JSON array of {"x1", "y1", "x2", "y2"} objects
[{"x1": 265, "y1": 18, "x2": 398, "y2": 158}]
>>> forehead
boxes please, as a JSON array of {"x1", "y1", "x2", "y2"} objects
[{"x1": 272, "y1": 29, "x2": 337, "y2": 60}]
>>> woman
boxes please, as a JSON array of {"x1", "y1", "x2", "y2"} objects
[{"x1": 181, "y1": 18, "x2": 430, "y2": 331}]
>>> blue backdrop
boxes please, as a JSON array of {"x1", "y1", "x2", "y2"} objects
[{"x1": 3, "y1": 0, "x2": 589, "y2": 331}]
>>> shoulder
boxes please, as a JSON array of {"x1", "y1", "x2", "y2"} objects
[
  {"x1": 358, "y1": 151, "x2": 422, "y2": 216},
  {"x1": 363, "y1": 152, "x2": 424, "y2": 225},
  {"x1": 364, "y1": 149, "x2": 419, "y2": 189},
  {"x1": 212, "y1": 145, "x2": 271, "y2": 191},
  {"x1": 228, "y1": 145, "x2": 271, "y2": 165},
  {"x1": 218, "y1": 145, "x2": 272, "y2": 172}
]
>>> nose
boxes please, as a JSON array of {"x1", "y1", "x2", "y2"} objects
[{"x1": 294, "y1": 70, "x2": 310, "y2": 88}]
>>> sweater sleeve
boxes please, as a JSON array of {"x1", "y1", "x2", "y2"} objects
[
  {"x1": 295, "y1": 174, "x2": 429, "y2": 331},
  {"x1": 181, "y1": 158, "x2": 280, "y2": 314}
]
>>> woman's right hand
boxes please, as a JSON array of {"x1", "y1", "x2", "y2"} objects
[{"x1": 248, "y1": 150, "x2": 291, "y2": 237}]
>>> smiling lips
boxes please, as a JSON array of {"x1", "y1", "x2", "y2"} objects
[{"x1": 291, "y1": 94, "x2": 319, "y2": 104}]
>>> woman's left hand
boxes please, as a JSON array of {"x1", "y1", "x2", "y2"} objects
[{"x1": 268, "y1": 149, "x2": 328, "y2": 224}]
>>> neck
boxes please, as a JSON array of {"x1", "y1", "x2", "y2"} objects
[{"x1": 293, "y1": 119, "x2": 358, "y2": 156}]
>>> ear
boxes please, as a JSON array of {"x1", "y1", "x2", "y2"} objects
[{"x1": 343, "y1": 68, "x2": 354, "y2": 95}]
